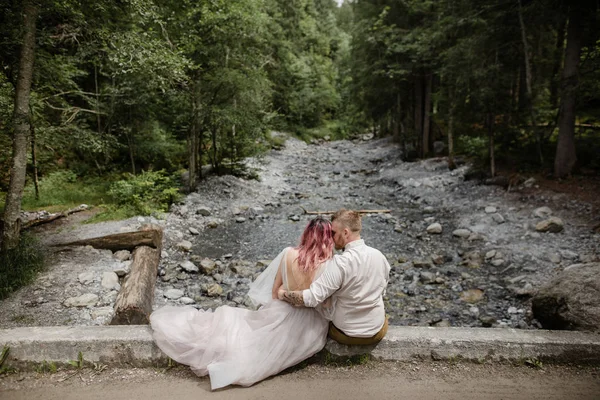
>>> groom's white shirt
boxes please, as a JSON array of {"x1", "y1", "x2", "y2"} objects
[{"x1": 302, "y1": 239, "x2": 390, "y2": 337}]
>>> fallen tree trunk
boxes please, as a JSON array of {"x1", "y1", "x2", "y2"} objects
[
  {"x1": 56, "y1": 224, "x2": 162, "y2": 251},
  {"x1": 301, "y1": 207, "x2": 391, "y2": 215},
  {"x1": 110, "y1": 244, "x2": 160, "y2": 325},
  {"x1": 22, "y1": 204, "x2": 89, "y2": 229}
]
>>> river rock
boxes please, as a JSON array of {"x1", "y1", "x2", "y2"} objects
[
  {"x1": 492, "y1": 213, "x2": 505, "y2": 224},
  {"x1": 453, "y1": 229, "x2": 471, "y2": 238},
  {"x1": 78, "y1": 272, "x2": 95, "y2": 285},
  {"x1": 426, "y1": 223, "x2": 442, "y2": 234},
  {"x1": 101, "y1": 272, "x2": 120, "y2": 290},
  {"x1": 535, "y1": 217, "x2": 564, "y2": 233},
  {"x1": 460, "y1": 289, "x2": 484, "y2": 303},
  {"x1": 113, "y1": 261, "x2": 131, "y2": 277},
  {"x1": 532, "y1": 262, "x2": 600, "y2": 332},
  {"x1": 164, "y1": 289, "x2": 184, "y2": 300},
  {"x1": 235, "y1": 217, "x2": 246, "y2": 223},
  {"x1": 64, "y1": 293, "x2": 99, "y2": 307},
  {"x1": 180, "y1": 297, "x2": 195, "y2": 305},
  {"x1": 189, "y1": 227, "x2": 200, "y2": 235},
  {"x1": 180, "y1": 260, "x2": 199, "y2": 273},
  {"x1": 196, "y1": 206, "x2": 212, "y2": 216},
  {"x1": 200, "y1": 258, "x2": 217, "y2": 274},
  {"x1": 113, "y1": 250, "x2": 131, "y2": 261},
  {"x1": 176, "y1": 240, "x2": 193, "y2": 252},
  {"x1": 207, "y1": 283, "x2": 224, "y2": 297},
  {"x1": 533, "y1": 206, "x2": 552, "y2": 218},
  {"x1": 485, "y1": 206, "x2": 497, "y2": 214}
]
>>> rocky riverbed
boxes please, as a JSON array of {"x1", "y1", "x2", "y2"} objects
[{"x1": 1, "y1": 134, "x2": 598, "y2": 330}]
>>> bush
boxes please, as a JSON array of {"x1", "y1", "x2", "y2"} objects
[
  {"x1": 19, "y1": 171, "x2": 111, "y2": 212},
  {"x1": 108, "y1": 170, "x2": 181, "y2": 216},
  {"x1": 0, "y1": 233, "x2": 46, "y2": 300}
]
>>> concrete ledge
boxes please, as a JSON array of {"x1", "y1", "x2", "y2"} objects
[
  {"x1": 325, "y1": 327, "x2": 600, "y2": 364},
  {"x1": 1, "y1": 326, "x2": 599, "y2": 369},
  {"x1": 0, "y1": 326, "x2": 167, "y2": 368}
]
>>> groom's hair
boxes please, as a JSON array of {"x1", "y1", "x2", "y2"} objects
[{"x1": 331, "y1": 209, "x2": 361, "y2": 232}]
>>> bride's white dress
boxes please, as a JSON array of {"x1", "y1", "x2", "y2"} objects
[{"x1": 150, "y1": 248, "x2": 329, "y2": 390}]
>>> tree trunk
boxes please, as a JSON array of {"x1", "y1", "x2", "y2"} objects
[
  {"x1": 422, "y1": 73, "x2": 433, "y2": 157},
  {"x1": 550, "y1": 17, "x2": 567, "y2": 110},
  {"x1": 188, "y1": 91, "x2": 197, "y2": 192},
  {"x1": 56, "y1": 226, "x2": 163, "y2": 252},
  {"x1": 555, "y1": 5, "x2": 584, "y2": 178},
  {"x1": 488, "y1": 113, "x2": 496, "y2": 177},
  {"x1": 414, "y1": 75, "x2": 423, "y2": 157},
  {"x1": 30, "y1": 111, "x2": 39, "y2": 200},
  {"x1": 110, "y1": 245, "x2": 161, "y2": 325},
  {"x1": 447, "y1": 91, "x2": 456, "y2": 170},
  {"x1": 518, "y1": 0, "x2": 543, "y2": 165},
  {"x1": 1, "y1": 1, "x2": 38, "y2": 251}
]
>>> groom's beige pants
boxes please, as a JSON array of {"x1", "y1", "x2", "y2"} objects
[{"x1": 328, "y1": 318, "x2": 388, "y2": 346}]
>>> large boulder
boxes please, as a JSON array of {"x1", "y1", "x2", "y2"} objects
[{"x1": 532, "y1": 263, "x2": 600, "y2": 332}]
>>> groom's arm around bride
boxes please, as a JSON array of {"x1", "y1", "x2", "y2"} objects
[{"x1": 279, "y1": 209, "x2": 390, "y2": 345}]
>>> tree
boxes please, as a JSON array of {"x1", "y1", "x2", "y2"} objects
[
  {"x1": 554, "y1": 2, "x2": 586, "y2": 178},
  {"x1": 1, "y1": 0, "x2": 38, "y2": 250}
]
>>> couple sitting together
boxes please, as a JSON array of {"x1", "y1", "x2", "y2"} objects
[{"x1": 150, "y1": 209, "x2": 391, "y2": 390}]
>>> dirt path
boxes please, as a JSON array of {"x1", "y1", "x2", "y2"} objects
[{"x1": 1, "y1": 362, "x2": 599, "y2": 400}]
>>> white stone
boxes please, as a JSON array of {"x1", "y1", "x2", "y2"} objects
[
  {"x1": 64, "y1": 293, "x2": 99, "y2": 307},
  {"x1": 235, "y1": 217, "x2": 246, "y2": 223},
  {"x1": 113, "y1": 261, "x2": 131, "y2": 277},
  {"x1": 491, "y1": 259, "x2": 505, "y2": 267},
  {"x1": 507, "y1": 307, "x2": 518, "y2": 314},
  {"x1": 485, "y1": 250, "x2": 497, "y2": 260},
  {"x1": 189, "y1": 227, "x2": 200, "y2": 235},
  {"x1": 176, "y1": 240, "x2": 193, "y2": 252},
  {"x1": 492, "y1": 213, "x2": 505, "y2": 224},
  {"x1": 533, "y1": 206, "x2": 552, "y2": 218},
  {"x1": 560, "y1": 249, "x2": 578, "y2": 260},
  {"x1": 452, "y1": 229, "x2": 471, "y2": 238},
  {"x1": 180, "y1": 297, "x2": 195, "y2": 305},
  {"x1": 164, "y1": 289, "x2": 184, "y2": 300},
  {"x1": 179, "y1": 260, "x2": 199, "y2": 273},
  {"x1": 78, "y1": 272, "x2": 95, "y2": 285},
  {"x1": 426, "y1": 223, "x2": 442, "y2": 234},
  {"x1": 101, "y1": 272, "x2": 120, "y2": 290},
  {"x1": 113, "y1": 250, "x2": 131, "y2": 261},
  {"x1": 485, "y1": 206, "x2": 497, "y2": 214}
]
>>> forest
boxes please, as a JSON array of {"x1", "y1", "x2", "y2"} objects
[{"x1": 1, "y1": 0, "x2": 599, "y2": 253}]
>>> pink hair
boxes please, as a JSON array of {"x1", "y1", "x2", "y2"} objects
[{"x1": 296, "y1": 217, "x2": 334, "y2": 272}]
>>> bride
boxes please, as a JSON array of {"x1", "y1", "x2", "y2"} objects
[{"x1": 150, "y1": 217, "x2": 334, "y2": 390}]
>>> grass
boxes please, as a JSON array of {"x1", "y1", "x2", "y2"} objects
[
  {"x1": 0, "y1": 169, "x2": 181, "y2": 223},
  {"x1": 0, "y1": 233, "x2": 46, "y2": 300}
]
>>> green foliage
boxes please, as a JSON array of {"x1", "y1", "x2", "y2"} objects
[
  {"x1": 19, "y1": 172, "x2": 110, "y2": 212},
  {"x1": 68, "y1": 351, "x2": 84, "y2": 369},
  {"x1": 456, "y1": 136, "x2": 488, "y2": 160},
  {"x1": 108, "y1": 170, "x2": 180, "y2": 216},
  {"x1": 36, "y1": 360, "x2": 58, "y2": 374},
  {"x1": 0, "y1": 233, "x2": 46, "y2": 300}
]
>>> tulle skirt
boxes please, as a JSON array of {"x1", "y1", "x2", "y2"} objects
[{"x1": 150, "y1": 300, "x2": 328, "y2": 390}]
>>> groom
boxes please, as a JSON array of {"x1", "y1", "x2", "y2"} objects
[{"x1": 279, "y1": 209, "x2": 390, "y2": 345}]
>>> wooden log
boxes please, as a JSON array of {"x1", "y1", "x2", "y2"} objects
[
  {"x1": 22, "y1": 204, "x2": 89, "y2": 229},
  {"x1": 110, "y1": 245, "x2": 160, "y2": 325},
  {"x1": 56, "y1": 224, "x2": 162, "y2": 252},
  {"x1": 300, "y1": 207, "x2": 391, "y2": 215}
]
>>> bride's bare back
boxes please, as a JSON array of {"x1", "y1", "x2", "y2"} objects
[{"x1": 284, "y1": 248, "x2": 317, "y2": 291}]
